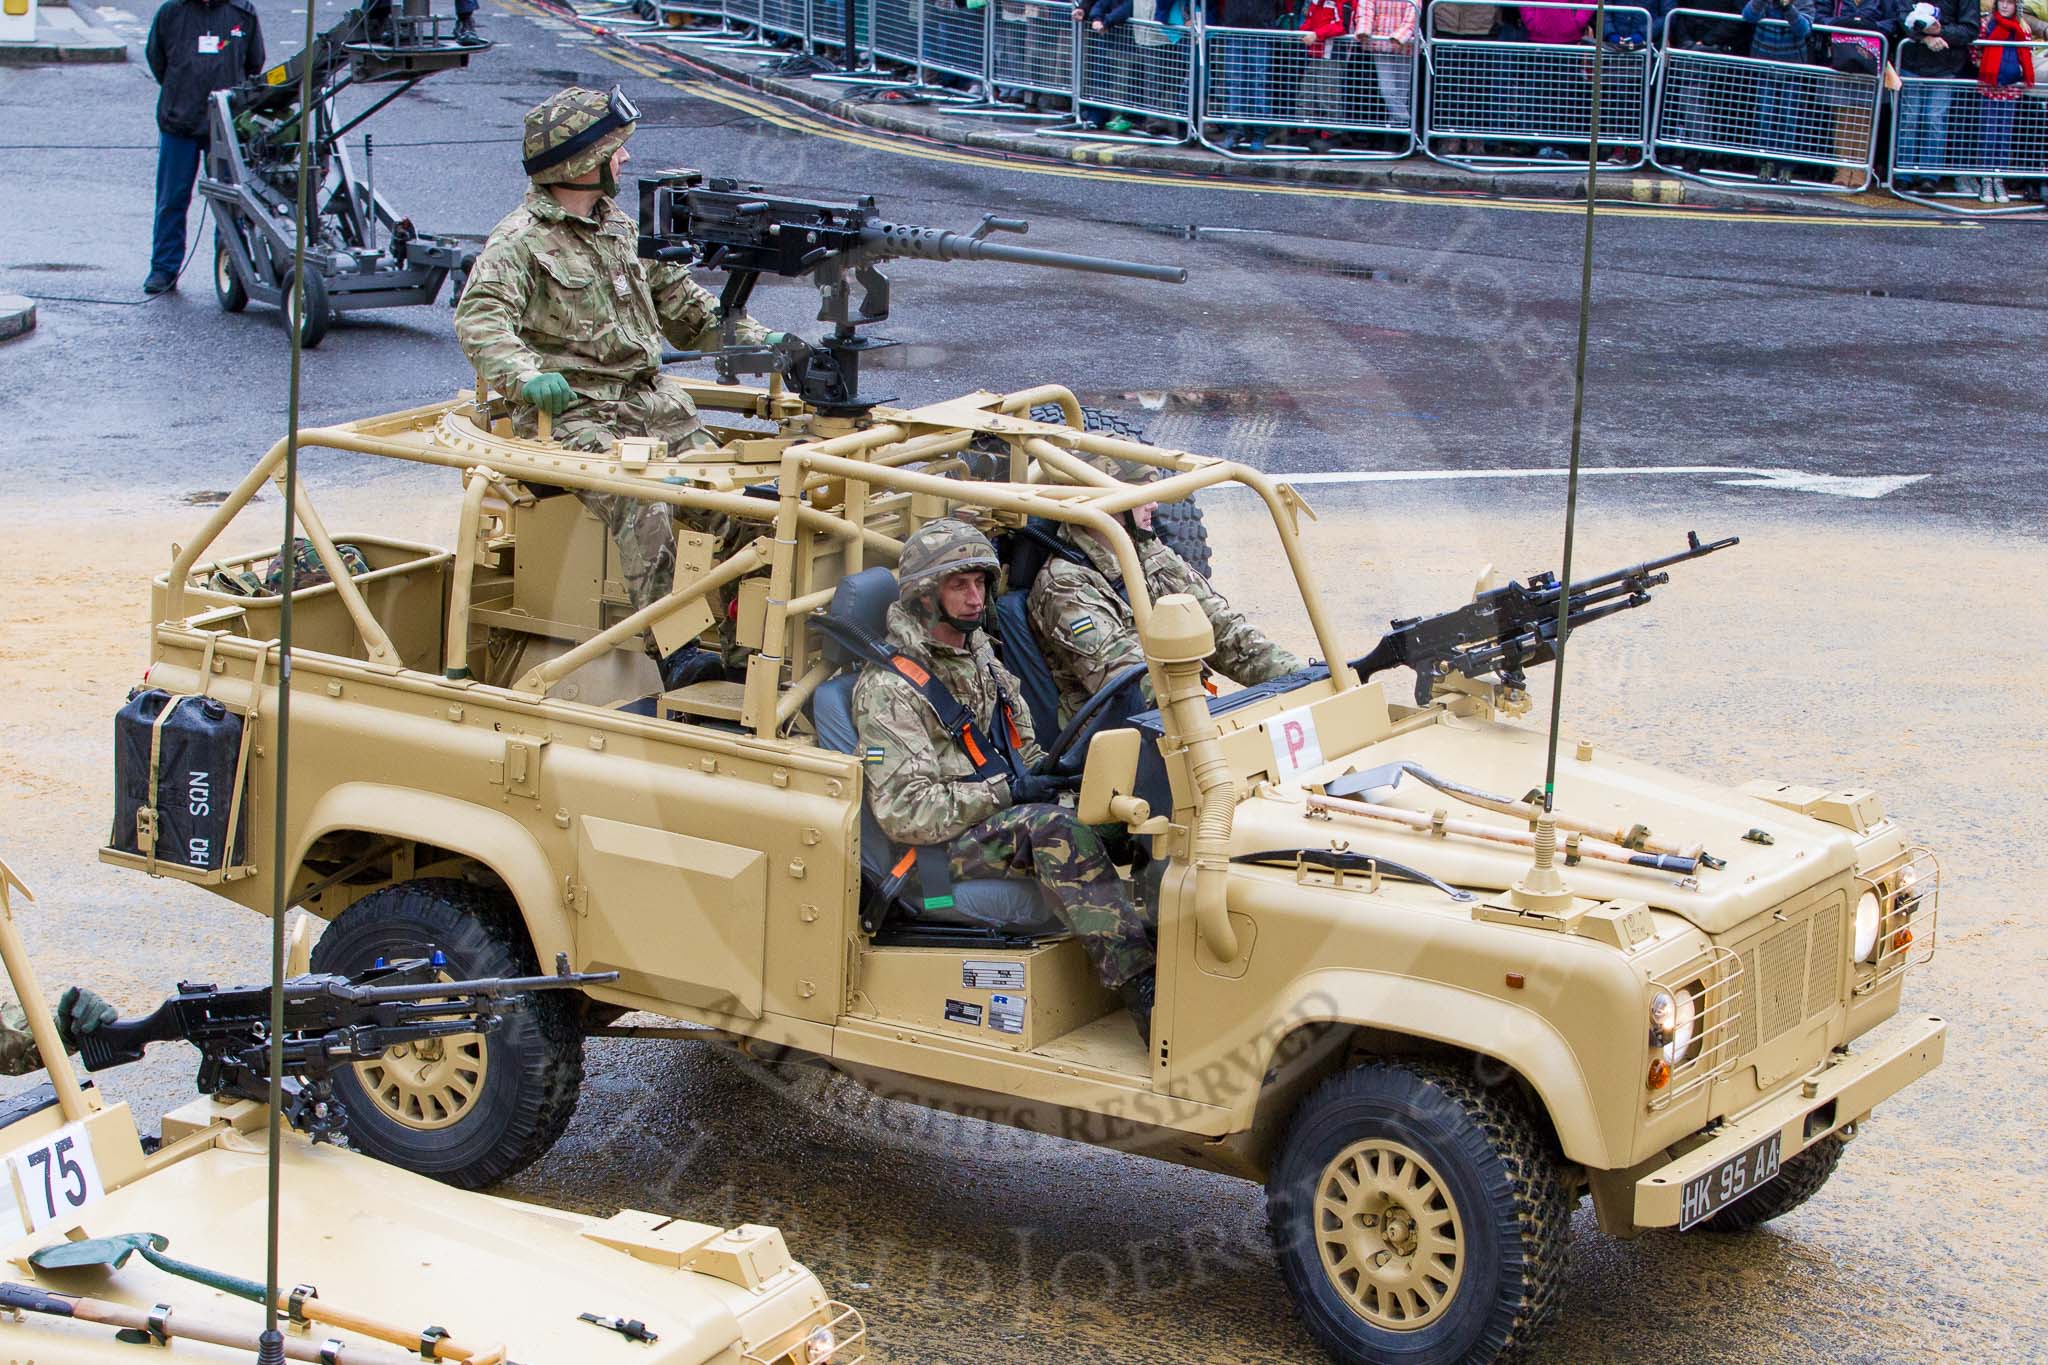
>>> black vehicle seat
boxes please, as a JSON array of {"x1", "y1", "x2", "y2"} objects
[
  {"x1": 992, "y1": 590, "x2": 1062, "y2": 741},
  {"x1": 810, "y1": 568, "x2": 1065, "y2": 940}
]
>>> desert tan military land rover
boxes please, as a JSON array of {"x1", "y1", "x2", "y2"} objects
[
  {"x1": 0, "y1": 857, "x2": 865, "y2": 1364},
  {"x1": 106, "y1": 373, "x2": 1945, "y2": 1364}
]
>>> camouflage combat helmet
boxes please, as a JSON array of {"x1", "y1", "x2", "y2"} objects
[
  {"x1": 522, "y1": 85, "x2": 640, "y2": 185},
  {"x1": 896, "y1": 518, "x2": 1001, "y2": 610}
]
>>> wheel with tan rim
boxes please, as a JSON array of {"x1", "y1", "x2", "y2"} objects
[
  {"x1": 309, "y1": 877, "x2": 584, "y2": 1189},
  {"x1": 1268, "y1": 1061, "x2": 1572, "y2": 1364}
]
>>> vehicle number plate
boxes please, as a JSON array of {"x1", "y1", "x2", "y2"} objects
[
  {"x1": 4, "y1": 1121, "x2": 106, "y2": 1232},
  {"x1": 1679, "y1": 1131, "x2": 1782, "y2": 1229}
]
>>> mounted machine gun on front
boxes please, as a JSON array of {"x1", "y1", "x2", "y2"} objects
[
  {"x1": 200, "y1": 0, "x2": 490, "y2": 347},
  {"x1": 636, "y1": 171, "x2": 1188, "y2": 415}
]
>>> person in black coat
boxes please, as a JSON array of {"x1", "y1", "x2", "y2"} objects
[{"x1": 143, "y1": 0, "x2": 264, "y2": 294}]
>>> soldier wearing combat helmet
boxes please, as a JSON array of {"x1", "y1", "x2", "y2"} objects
[
  {"x1": 1028, "y1": 456, "x2": 1301, "y2": 726},
  {"x1": 852, "y1": 519, "x2": 1158, "y2": 1041},
  {"x1": 455, "y1": 86, "x2": 776, "y2": 686}
]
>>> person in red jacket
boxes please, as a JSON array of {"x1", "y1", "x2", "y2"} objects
[
  {"x1": 1975, "y1": 0, "x2": 2035, "y2": 201},
  {"x1": 1296, "y1": 0, "x2": 1358, "y2": 134}
]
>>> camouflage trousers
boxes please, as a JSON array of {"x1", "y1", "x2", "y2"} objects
[
  {"x1": 946, "y1": 806, "x2": 1155, "y2": 990},
  {"x1": 514, "y1": 374, "x2": 722, "y2": 615}
]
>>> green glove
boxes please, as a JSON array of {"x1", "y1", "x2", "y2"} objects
[
  {"x1": 55, "y1": 986, "x2": 117, "y2": 1054},
  {"x1": 521, "y1": 372, "x2": 575, "y2": 416}
]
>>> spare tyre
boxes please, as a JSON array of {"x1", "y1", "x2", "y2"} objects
[{"x1": 1028, "y1": 402, "x2": 1212, "y2": 579}]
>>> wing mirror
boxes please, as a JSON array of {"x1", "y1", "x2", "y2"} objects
[{"x1": 1077, "y1": 728, "x2": 1165, "y2": 833}]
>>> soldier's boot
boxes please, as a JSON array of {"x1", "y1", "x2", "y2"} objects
[{"x1": 1119, "y1": 973, "x2": 1155, "y2": 1046}]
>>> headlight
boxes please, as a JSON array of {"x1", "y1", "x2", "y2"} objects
[
  {"x1": 803, "y1": 1326, "x2": 838, "y2": 1364},
  {"x1": 1853, "y1": 890, "x2": 1881, "y2": 963},
  {"x1": 1649, "y1": 986, "x2": 1699, "y2": 1065}
]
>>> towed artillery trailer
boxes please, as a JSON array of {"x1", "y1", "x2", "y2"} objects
[
  {"x1": 105, "y1": 367, "x2": 1945, "y2": 1362},
  {"x1": 0, "y1": 860, "x2": 864, "y2": 1364}
]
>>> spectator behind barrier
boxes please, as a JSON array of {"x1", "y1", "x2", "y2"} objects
[
  {"x1": 1984, "y1": 0, "x2": 2048, "y2": 200},
  {"x1": 1519, "y1": 5, "x2": 1594, "y2": 161},
  {"x1": 1741, "y1": 0, "x2": 1815, "y2": 182},
  {"x1": 1975, "y1": 0, "x2": 2035, "y2": 200},
  {"x1": 1130, "y1": 0, "x2": 1190, "y2": 135},
  {"x1": 1076, "y1": 0, "x2": 1132, "y2": 129},
  {"x1": 1890, "y1": 0, "x2": 1979, "y2": 191},
  {"x1": 1210, "y1": 0, "x2": 1291, "y2": 148},
  {"x1": 1297, "y1": 0, "x2": 1359, "y2": 143},
  {"x1": 1819, "y1": 0, "x2": 1886, "y2": 184},
  {"x1": 1428, "y1": 0, "x2": 1500, "y2": 156},
  {"x1": 1353, "y1": 0, "x2": 1420, "y2": 141}
]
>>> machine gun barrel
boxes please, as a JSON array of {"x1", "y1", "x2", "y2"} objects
[
  {"x1": 1351, "y1": 531, "x2": 1738, "y2": 704},
  {"x1": 851, "y1": 223, "x2": 1187, "y2": 284}
]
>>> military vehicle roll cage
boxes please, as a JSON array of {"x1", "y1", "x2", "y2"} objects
[{"x1": 157, "y1": 379, "x2": 1351, "y2": 965}]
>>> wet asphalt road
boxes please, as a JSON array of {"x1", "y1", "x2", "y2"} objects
[{"x1": 3, "y1": 5, "x2": 2047, "y2": 1363}]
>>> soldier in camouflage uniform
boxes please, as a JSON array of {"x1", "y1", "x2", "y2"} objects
[
  {"x1": 0, "y1": 987, "x2": 116, "y2": 1077},
  {"x1": 454, "y1": 86, "x2": 775, "y2": 685},
  {"x1": 853, "y1": 520, "x2": 1158, "y2": 1040},
  {"x1": 1028, "y1": 462, "x2": 1302, "y2": 725}
]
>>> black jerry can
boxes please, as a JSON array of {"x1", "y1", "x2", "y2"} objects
[{"x1": 110, "y1": 688, "x2": 248, "y2": 873}]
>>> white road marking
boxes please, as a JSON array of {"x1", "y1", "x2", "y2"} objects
[{"x1": 1257, "y1": 466, "x2": 1929, "y2": 500}]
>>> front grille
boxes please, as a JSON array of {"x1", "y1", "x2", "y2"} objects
[
  {"x1": 1806, "y1": 901, "x2": 1844, "y2": 1017},
  {"x1": 1756, "y1": 918, "x2": 1809, "y2": 1043},
  {"x1": 1726, "y1": 896, "x2": 1850, "y2": 1064}
]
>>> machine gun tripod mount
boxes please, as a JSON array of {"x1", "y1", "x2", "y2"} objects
[
  {"x1": 637, "y1": 172, "x2": 1187, "y2": 416},
  {"x1": 201, "y1": 0, "x2": 491, "y2": 347}
]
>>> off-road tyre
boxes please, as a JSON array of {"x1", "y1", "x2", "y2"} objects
[
  {"x1": 1267, "y1": 1061, "x2": 1572, "y2": 1365},
  {"x1": 1028, "y1": 402, "x2": 1212, "y2": 578},
  {"x1": 1696, "y1": 1133, "x2": 1847, "y2": 1234},
  {"x1": 213, "y1": 232, "x2": 248, "y2": 314},
  {"x1": 309, "y1": 877, "x2": 583, "y2": 1189}
]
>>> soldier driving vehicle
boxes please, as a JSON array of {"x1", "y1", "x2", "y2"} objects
[
  {"x1": 1024, "y1": 457, "x2": 1302, "y2": 725},
  {"x1": 850, "y1": 519, "x2": 1158, "y2": 1040},
  {"x1": 102, "y1": 170, "x2": 1945, "y2": 1364}
]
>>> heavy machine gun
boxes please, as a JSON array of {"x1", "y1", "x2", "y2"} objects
[
  {"x1": 75, "y1": 954, "x2": 615, "y2": 1141},
  {"x1": 636, "y1": 171, "x2": 1187, "y2": 414},
  {"x1": 200, "y1": 0, "x2": 489, "y2": 347},
  {"x1": 1352, "y1": 531, "x2": 1740, "y2": 705}
]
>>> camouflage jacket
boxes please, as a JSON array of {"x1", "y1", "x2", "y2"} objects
[
  {"x1": 852, "y1": 603, "x2": 1045, "y2": 848},
  {"x1": 1, "y1": 1000, "x2": 43, "y2": 1078},
  {"x1": 455, "y1": 187, "x2": 765, "y2": 399},
  {"x1": 1027, "y1": 528, "x2": 1304, "y2": 722}
]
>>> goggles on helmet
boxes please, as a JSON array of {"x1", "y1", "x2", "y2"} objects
[{"x1": 522, "y1": 85, "x2": 640, "y2": 178}]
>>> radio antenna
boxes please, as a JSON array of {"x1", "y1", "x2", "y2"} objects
[{"x1": 1512, "y1": 0, "x2": 1608, "y2": 913}]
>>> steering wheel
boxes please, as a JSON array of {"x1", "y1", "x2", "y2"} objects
[{"x1": 1038, "y1": 663, "x2": 1151, "y2": 779}]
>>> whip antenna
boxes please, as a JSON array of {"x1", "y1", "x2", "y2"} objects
[
  {"x1": 1512, "y1": 0, "x2": 1607, "y2": 912},
  {"x1": 259, "y1": 0, "x2": 322, "y2": 1356}
]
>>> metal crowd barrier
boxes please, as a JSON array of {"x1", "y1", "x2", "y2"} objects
[
  {"x1": 806, "y1": 0, "x2": 871, "y2": 56},
  {"x1": 1889, "y1": 42, "x2": 2048, "y2": 214},
  {"x1": 989, "y1": 4, "x2": 1079, "y2": 108},
  {"x1": 1197, "y1": 13, "x2": 1420, "y2": 160},
  {"x1": 1422, "y1": 0, "x2": 1655, "y2": 171},
  {"x1": 1651, "y1": 9, "x2": 1882, "y2": 191},
  {"x1": 755, "y1": 0, "x2": 805, "y2": 40},
  {"x1": 1043, "y1": 18, "x2": 1195, "y2": 138}
]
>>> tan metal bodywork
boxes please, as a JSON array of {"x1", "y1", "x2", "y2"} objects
[
  {"x1": 0, "y1": 859, "x2": 858, "y2": 1364},
  {"x1": 107, "y1": 382, "x2": 1944, "y2": 1232}
]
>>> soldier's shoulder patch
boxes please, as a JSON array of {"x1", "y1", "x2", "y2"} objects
[
  {"x1": 1069, "y1": 614, "x2": 1097, "y2": 637},
  {"x1": 863, "y1": 746, "x2": 886, "y2": 766}
]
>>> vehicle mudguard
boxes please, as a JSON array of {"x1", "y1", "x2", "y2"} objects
[{"x1": 290, "y1": 783, "x2": 570, "y2": 970}]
